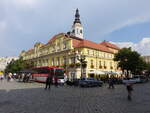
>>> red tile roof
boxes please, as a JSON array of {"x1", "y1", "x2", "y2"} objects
[
  {"x1": 27, "y1": 49, "x2": 34, "y2": 53},
  {"x1": 29, "y1": 32, "x2": 119, "y2": 54},
  {"x1": 73, "y1": 39, "x2": 81, "y2": 48},
  {"x1": 100, "y1": 41, "x2": 120, "y2": 50},
  {"x1": 73, "y1": 39, "x2": 113, "y2": 53},
  {"x1": 47, "y1": 33, "x2": 64, "y2": 44},
  {"x1": 48, "y1": 36, "x2": 57, "y2": 44}
]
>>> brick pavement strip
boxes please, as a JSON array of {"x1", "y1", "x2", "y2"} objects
[{"x1": 0, "y1": 79, "x2": 150, "y2": 113}]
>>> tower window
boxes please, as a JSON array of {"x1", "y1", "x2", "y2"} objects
[
  {"x1": 80, "y1": 30, "x2": 82, "y2": 34},
  {"x1": 72, "y1": 29, "x2": 75, "y2": 33},
  {"x1": 77, "y1": 28, "x2": 79, "y2": 34}
]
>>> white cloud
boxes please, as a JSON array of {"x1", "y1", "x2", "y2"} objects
[
  {"x1": 113, "y1": 38, "x2": 150, "y2": 56},
  {"x1": 0, "y1": 0, "x2": 150, "y2": 56},
  {"x1": 106, "y1": 15, "x2": 150, "y2": 36},
  {"x1": 13, "y1": 0, "x2": 39, "y2": 8},
  {"x1": 81, "y1": 0, "x2": 150, "y2": 38}
]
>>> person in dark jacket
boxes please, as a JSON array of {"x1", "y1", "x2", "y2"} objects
[
  {"x1": 108, "y1": 76, "x2": 115, "y2": 89},
  {"x1": 54, "y1": 76, "x2": 58, "y2": 87},
  {"x1": 45, "y1": 75, "x2": 52, "y2": 90},
  {"x1": 126, "y1": 82, "x2": 133, "y2": 101}
]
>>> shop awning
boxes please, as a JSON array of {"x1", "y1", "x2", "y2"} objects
[
  {"x1": 88, "y1": 70, "x2": 105, "y2": 75},
  {"x1": 103, "y1": 71, "x2": 120, "y2": 75}
]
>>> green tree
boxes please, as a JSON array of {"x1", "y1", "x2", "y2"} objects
[
  {"x1": 144, "y1": 62, "x2": 150, "y2": 75},
  {"x1": 114, "y1": 47, "x2": 146, "y2": 76},
  {"x1": 5, "y1": 57, "x2": 33, "y2": 73}
]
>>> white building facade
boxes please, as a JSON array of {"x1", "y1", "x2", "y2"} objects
[{"x1": 0, "y1": 57, "x2": 18, "y2": 71}]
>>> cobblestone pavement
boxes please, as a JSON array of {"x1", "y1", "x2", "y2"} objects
[{"x1": 0, "y1": 79, "x2": 150, "y2": 113}]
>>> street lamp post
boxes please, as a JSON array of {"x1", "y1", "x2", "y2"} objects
[{"x1": 77, "y1": 55, "x2": 86, "y2": 78}]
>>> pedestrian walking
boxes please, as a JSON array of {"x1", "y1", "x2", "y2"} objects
[
  {"x1": 26, "y1": 73, "x2": 31, "y2": 82},
  {"x1": 45, "y1": 75, "x2": 52, "y2": 90},
  {"x1": 23, "y1": 74, "x2": 27, "y2": 82},
  {"x1": 54, "y1": 76, "x2": 58, "y2": 87},
  {"x1": 126, "y1": 81, "x2": 133, "y2": 101},
  {"x1": 108, "y1": 76, "x2": 115, "y2": 89},
  {"x1": 7, "y1": 73, "x2": 12, "y2": 82},
  {"x1": 0, "y1": 74, "x2": 4, "y2": 81},
  {"x1": 18, "y1": 74, "x2": 22, "y2": 82}
]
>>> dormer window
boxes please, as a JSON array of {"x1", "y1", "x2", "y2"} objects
[{"x1": 63, "y1": 41, "x2": 67, "y2": 49}]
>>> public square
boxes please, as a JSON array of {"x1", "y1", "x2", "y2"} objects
[{"x1": 0, "y1": 80, "x2": 150, "y2": 113}]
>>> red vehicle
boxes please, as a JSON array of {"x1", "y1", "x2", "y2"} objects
[{"x1": 32, "y1": 66, "x2": 64, "y2": 83}]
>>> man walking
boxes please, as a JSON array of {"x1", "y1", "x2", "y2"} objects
[
  {"x1": 126, "y1": 81, "x2": 133, "y2": 101},
  {"x1": 45, "y1": 75, "x2": 52, "y2": 90},
  {"x1": 54, "y1": 76, "x2": 58, "y2": 87},
  {"x1": 108, "y1": 76, "x2": 115, "y2": 89}
]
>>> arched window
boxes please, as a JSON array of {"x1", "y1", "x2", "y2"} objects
[
  {"x1": 80, "y1": 29, "x2": 82, "y2": 34},
  {"x1": 104, "y1": 61, "x2": 106, "y2": 66},
  {"x1": 91, "y1": 60, "x2": 94, "y2": 68},
  {"x1": 99, "y1": 61, "x2": 101, "y2": 66},
  {"x1": 91, "y1": 60, "x2": 93, "y2": 65},
  {"x1": 52, "y1": 58, "x2": 55, "y2": 66},
  {"x1": 77, "y1": 28, "x2": 79, "y2": 34}
]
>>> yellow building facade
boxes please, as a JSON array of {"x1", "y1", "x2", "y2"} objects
[{"x1": 20, "y1": 9, "x2": 121, "y2": 80}]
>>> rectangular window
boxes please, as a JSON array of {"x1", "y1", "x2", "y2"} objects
[
  {"x1": 52, "y1": 58, "x2": 55, "y2": 66},
  {"x1": 77, "y1": 28, "x2": 79, "y2": 34},
  {"x1": 71, "y1": 57, "x2": 75, "y2": 64},
  {"x1": 57, "y1": 43, "x2": 61, "y2": 51},
  {"x1": 63, "y1": 56, "x2": 66, "y2": 65},
  {"x1": 46, "y1": 59, "x2": 48, "y2": 66},
  {"x1": 52, "y1": 45, "x2": 55, "y2": 52},
  {"x1": 87, "y1": 50, "x2": 90, "y2": 55},
  {"x1": 91, "y1": 60, "x2": 93, "y2": 65},
  {"x1": 110, "y1": 62, "x2": 112, "y2": 66},
  {"x1": 99, "y1": 61, "x2": 101, "y2": 66},
  {"x1": 57, "y1": 57, "x2": 60, "y2": 66},
  {"x1": 91, "y1": 60, "x2": 94, "y2": 68},
  {"x1": 63, "y1": 41, "x2": 67, "y2": 49}
]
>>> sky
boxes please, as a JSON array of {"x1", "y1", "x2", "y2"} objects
[{"x1": 0, "y1": 0, "x2": 150, "y2": 57}]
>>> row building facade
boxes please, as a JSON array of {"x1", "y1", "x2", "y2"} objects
[
  {"x1": 20, "y1": 9, "x2": 121, "y2": 79},
  {"x1": 143, "y1": 56, "x2": 150, "y2": 63}
]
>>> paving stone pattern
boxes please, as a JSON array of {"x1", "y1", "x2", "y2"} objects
[{"x1": 0, "y1": 79, "x2": 150, "y2": 113}]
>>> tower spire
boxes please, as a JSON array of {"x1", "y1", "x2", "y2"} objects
[
  {"x1": 71, "y1": 8, "x2": 83, "y2": 39},
  {"x1": 74, "y1": 8, "x2": 81, "y2": 24}
]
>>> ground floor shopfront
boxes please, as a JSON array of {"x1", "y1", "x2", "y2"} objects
[{"x1": 67, "y1": 67, "x2": 122, "y2": 80}]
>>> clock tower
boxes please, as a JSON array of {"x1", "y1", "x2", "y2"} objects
[{"x1": 71, "y1": 9, "x2": 83, "y2": 39}]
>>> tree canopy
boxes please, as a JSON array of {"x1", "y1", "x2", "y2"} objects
[
  {"x1": 5, "y1": 57, "x2": 33, "y2": 73},
  {"x1": 144, "y1": 62, "x2": 150, "y2": 75},
  {"x1": 114, "y1": 47, "x2": 146, "y2": 75}
]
